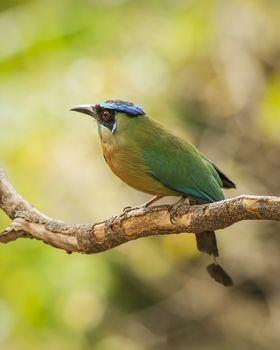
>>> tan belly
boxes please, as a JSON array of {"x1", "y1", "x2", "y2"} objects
[{"x1": 100, "y1": 135, "x2": 178, "y2": 197}]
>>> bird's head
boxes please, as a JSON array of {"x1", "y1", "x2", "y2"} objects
[{"x1": 70, "y1": 100, "x2": 145, "y2": 134}]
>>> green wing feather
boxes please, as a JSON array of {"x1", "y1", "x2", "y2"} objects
[{"x1": 139, "y1": 118, "x2": 225, "y2": 203}]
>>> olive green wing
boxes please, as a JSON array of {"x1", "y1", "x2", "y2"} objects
[{"x1": 141, "y1": 131, "x2": 225, "y2": 203}]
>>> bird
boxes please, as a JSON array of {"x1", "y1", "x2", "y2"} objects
[{"x1": 71, "y1": 100, "x2": 236, "y2": 286}]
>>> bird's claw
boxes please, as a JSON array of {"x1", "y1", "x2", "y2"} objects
[
  {"x1": 105, "y1": 205, "x2": 145, "y2": 234},
  {"x1": 169, "y1": 205, "x2": 180, "y2": 224},
  {"x1": 120, "y1": 204, "x2": 147, "y2": 220},
  {"x1": 168, "y1": 197, "x2": 188, "y2": 224},
  {"x1": 121, "y1": 206, "x2": 133, "y2": 218}
]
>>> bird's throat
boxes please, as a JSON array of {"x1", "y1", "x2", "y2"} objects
[{"x1": 98, "y1": 124, "x2": 114, "y2": 144}]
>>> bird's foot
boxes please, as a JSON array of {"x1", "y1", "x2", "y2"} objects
[
  {"x1": 119, "y1": 204, "x2": 146, "y2": 220},
  {"x1": 120, "y1": 195, "x2": 163, "y2": 220},
  {"x1": 101, "y1": 204, "x2": 145, "y2": 234},
  {"x1": 122, "y1": 205, "x2": 134, "y2": 216},
  {"x1": 169, "y1": 197, "x2": 189, "y2": 224}
]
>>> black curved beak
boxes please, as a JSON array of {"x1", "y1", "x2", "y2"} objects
[{"x1": 70, "y1": 104, "x2": 97, "y2": 118}]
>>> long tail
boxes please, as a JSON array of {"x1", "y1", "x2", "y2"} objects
[
  {"x1": 196, "y1": 231, "x2": 218, "y2": 257},
  {"x1": 195, "y1": 230, "x2": 233, "y2": 287}
]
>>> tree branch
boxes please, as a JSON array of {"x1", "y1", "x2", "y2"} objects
[{"x1": 1, "y1": 169, "x2": 280, "y2": 254}]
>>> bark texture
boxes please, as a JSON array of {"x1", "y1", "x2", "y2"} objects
[{"x1": 1, "y1": 169, "x2": 280, "y2": 254}]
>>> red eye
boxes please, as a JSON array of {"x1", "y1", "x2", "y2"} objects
[{"x1": 102, "y1": 110, "x2": 111, "y2": 121}]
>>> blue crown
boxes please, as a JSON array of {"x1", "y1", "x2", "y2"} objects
[{"x1": 99, "y1": 100, "x2": 145, "y2": 116}]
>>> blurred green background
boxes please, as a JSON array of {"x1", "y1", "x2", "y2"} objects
[{"x1": 0, "y1": 0, "x2": 280, "y2": 349}]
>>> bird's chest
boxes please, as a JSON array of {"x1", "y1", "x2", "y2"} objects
[
  {"x1": 99, "y1": 126, "x2": 145, "y2": 188},
  {"x1": 98, "y1": 124, "x2": 177, "y2": 196},
  {"x1": 99, "y1": 126, "x2": 124, "y2": 174}
]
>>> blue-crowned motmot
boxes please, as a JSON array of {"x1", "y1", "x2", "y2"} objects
[{"x1": 71, "y1": 100, "x2": 236, "y2": 286}]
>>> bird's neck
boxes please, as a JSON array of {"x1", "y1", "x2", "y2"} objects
[{"x1": 98, "y1": 124, "x2": 113, "y2": 146}]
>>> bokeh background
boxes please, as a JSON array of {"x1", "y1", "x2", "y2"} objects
[{"x1": 0, "y1": 0, "x2": 280, "y2": 349}]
